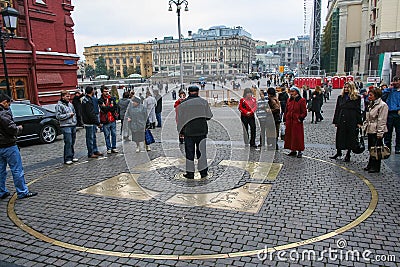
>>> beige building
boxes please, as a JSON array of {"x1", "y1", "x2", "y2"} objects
[
  {"x1": 152, "y1": 26, "x2": 256, "y2": 78},
  {"x1": 325, "y1": 0, "x2": 400, "y2": 80},
  {"x1": 83, "y1": 43, "x2": 153, "y2": 78}
]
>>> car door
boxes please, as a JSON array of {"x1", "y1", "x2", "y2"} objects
[{"x1": 10, "y1": 103, "x2": 43, "y2": 142}]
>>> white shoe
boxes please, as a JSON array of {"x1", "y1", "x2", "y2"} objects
[
  {"x1": 146, "y1": 145, "x2": 151, "y2": 151},
  {"x1": 136, "y1": 147, "x2": 140, "y2": 153},
  {"x1": 65, "y1": 161, "x2": 73, "y2": 165},
  {"x1": 107, "y1": 150, "x2": 112, "y2": 154},
  {"x1": 111, "y1": 149, "x2": 119, "y2": 153},
  {"x1": 72, "y1": 158, "x2": 79, "y2": 162}
]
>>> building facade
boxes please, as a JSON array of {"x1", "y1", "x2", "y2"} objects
[
  {"x1": 83, "y1": 43, "x2": 153, "y2": 78},
  {"x1": 0, "y1": 0, "x2": 78, "y2": 104},
  {"x1": 256, "y1": 36, "x2": 310, "y2": 73},
  {"x1": 152, "y1": 26, "x2": 256, "y2": 78},
  {"x1": 323, "y1": 0, "x2": 400, "y2": 81}
]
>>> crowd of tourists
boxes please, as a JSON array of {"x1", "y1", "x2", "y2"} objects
[{"x1": 0, "y1": 76, "x2": 399, "y2": 200}]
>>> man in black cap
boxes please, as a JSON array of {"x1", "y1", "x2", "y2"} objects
[{"x1": 177, "y1": 85, "x2": 213, "y2": 179}]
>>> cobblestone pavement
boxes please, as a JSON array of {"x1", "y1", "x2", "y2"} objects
[{"x1": 0, "y1": 89, "x2": 399, "y2": 267}]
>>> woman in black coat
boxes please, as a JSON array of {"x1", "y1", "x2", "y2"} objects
[
  {"x1": 310, "y1": 85, "x2": 324, "y2": 123},
  {"x1": 330, "y1": 81, "x2": 362, "y2": 162}
]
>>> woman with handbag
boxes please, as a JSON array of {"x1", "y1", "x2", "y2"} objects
[
  {"x1": 330, "y1": 81, "x2": 363, "y2": 162},
  {"x1": 363, "y1": 87, "x2": 389, "y2": 173},
  {"x1": 126, "y1": 97, "x2": 149, "y2": 152}
]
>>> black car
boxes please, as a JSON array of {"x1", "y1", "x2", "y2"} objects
[{"x1": 10, "y1": 102, "x2": 61, "y2": 144}]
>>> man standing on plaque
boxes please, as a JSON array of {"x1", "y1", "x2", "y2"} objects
[{"x1": 177, "y1": 85, "x2": 213, "y2": 179}]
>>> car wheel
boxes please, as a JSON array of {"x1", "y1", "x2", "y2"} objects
[{"x1": 40, "y1": 124, "x2": 57, "y2": 144}]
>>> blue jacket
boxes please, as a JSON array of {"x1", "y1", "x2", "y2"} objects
[{"x1": 382, "y1": 87, "x2": 400, "y2": 112}]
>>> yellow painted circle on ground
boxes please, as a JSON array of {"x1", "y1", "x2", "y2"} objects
[{"x1": 7, "y1": 156, "x2": 378, "y2": 260}]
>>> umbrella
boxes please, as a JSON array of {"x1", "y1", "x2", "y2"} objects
[
  {"x1": 95, "y1": 75, "x2": 108, "y2": 79},
  {"x1": 127, "y1": 73, "x2": 142, "y2": 78}
]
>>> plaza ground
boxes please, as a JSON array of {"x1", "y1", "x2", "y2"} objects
[{"x1": 0, "y1": 88, "x2": 399, "y2": 266}]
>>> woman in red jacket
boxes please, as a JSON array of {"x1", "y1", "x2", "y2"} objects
[
  {"x1": 239, "y1": 88, "x2": 258, "y2": 147},
  {"x1": 284, "y1": 86, "x2": 307, "y2": 158},
  {"x1": 174, "y1": 90, "x2": 186, "y2": 144}
]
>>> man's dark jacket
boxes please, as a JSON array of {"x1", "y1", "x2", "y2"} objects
[
  {"x1": 177, "y1": 94, "x2": 213, "y2": 137},
  {"x1": 0, "y1": 104, "x2": 21, "y2": 148},
  {"x1": 81, "y1": 95, "x2": 100, "y2": 125}
]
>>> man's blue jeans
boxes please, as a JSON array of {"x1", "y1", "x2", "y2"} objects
[
  {"x1": 156, "y1": 112, "x2": 162, "y2": 127},
  {"x1": 0, "y1": 145, "x2": 29, "y2": 198},
  {"x1": 61, "y1": 126, "x2": 76, "y2": 162},
  {"x1": 85, "y1": 125, "x2": 99, "y2": 156},
  {"x1": 103, "y1": 121, "x2": 117, "y2": 150},
  {"x1": 384, "y1": 111, "x2": 400, "y2": 151}
]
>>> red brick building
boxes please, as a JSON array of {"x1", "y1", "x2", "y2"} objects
[{"x1": 0, "y1": 0, "x2": 78, "y2": 104}]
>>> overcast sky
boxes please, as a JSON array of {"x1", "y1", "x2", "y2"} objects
[{"x1": 72, "y1": 0, "x2": 328, "y2": 60}]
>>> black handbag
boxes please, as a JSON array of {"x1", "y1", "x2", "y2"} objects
[{"x1": 352, "y1": 129, "x2": 365, "y2": 154}]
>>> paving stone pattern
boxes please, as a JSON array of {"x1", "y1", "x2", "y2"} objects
[{"x1": 0, "y1": 89, "x2": 399, "y2": 266}]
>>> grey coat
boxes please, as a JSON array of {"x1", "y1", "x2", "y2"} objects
[
  {"x1": 56, "y1": 100, "x2": 77, "y2": 127},
  {"x1": 125, "y1": 102, "x2": 147, "y2": 132}
]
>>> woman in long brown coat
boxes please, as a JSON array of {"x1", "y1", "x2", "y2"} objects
[{"x1": 284, "y1": 87, "x2": 307, "y2": 158}]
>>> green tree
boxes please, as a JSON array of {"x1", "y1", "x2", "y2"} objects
[
  {"x1": 123, "y1": 66, "x2": 128, "y2": 78},
  {"x1": 135, "y1": 66, "x2": 141, "y2": 74},
  {"x1": 94, "y1": 56, "x2": 107, "y2": 76},
  {"x1": 85, "y1": 64, "x2": 95, "y2": 78},
  {"x1": 107, "y1": 68, "x2": 115, "y2": 79},
  {"x1": 127, "y1": 66, "x2": 136, "y2": 76}
]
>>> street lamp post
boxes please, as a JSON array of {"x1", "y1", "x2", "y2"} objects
[
  {"x1": 168, "y1": 0, "x2": 188, "y2": 90},
  {"x1": 0, "y1": 5, "x2": 19, "y2": 98}
]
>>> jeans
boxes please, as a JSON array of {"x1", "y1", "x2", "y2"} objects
[
  {"x1": 184, "y1": 135, "x2": 208, "y2": 176},
  {"x1": 61, "y1": 126, "x2": 76, "y2": 162},
  {"x1": 384, "y1": 111, "x2": 400, "y2": 151},
  {"x1": 156, "y1": 112, "x2": 162, "y2": 127},
  {"x1": 241, "y1": 115, "x2": 256, "y2": 146},
  {"x1": 103, "y1": 121, "x2": 117, "y2": 150},
  {"x1": 85, "y1": 125, "x2": 99, "y2": 156},
  {"x1": 0, "y1": 145, "x2": 29, "y2": 198}
]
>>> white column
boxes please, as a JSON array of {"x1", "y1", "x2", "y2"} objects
[
  {"x1": 337, "y1": 5, "x2": 348, "y2": 74},
  {"x1": 359, "y1": 0, "x2": 369, "y2": 76}
]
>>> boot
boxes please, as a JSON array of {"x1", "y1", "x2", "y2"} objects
[
  {"x1": 344, "y1": 150, "x2": 351, "y2": 162},
  {"x1": 368, "y1": 158, "x2": 380, "y2": 173},
  {"x1": 135, "y1": 143, "x2": 140, "y2": 153},
  {"x1": 329, "y1": 150, "x2": 342, "y2": 159},
  {"x1": 363, "y1": 157, "x2": 372, "y2": 171}
]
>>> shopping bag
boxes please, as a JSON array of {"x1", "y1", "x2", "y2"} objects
[
  {"x1": 280, "y1": 123, "x2": 285, "y2": 141},
  {"x1": 145, "y1": 129, "x2": 155, "y2": 145}
]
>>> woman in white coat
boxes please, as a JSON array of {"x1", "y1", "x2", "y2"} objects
[
  {"x1": 143, "y1": 91, "x2": 157, "y2": 128},
  {"x1": 363, "y1": 87, "x2": 388, "y2": 173}
]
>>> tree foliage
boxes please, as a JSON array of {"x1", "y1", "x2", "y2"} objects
[
  {"x1": 94, "y1": 56, "x2": 107, "y2": 75},
  {"x1": 85, "y1": 64, "x2": 95, "y2": 78}
]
